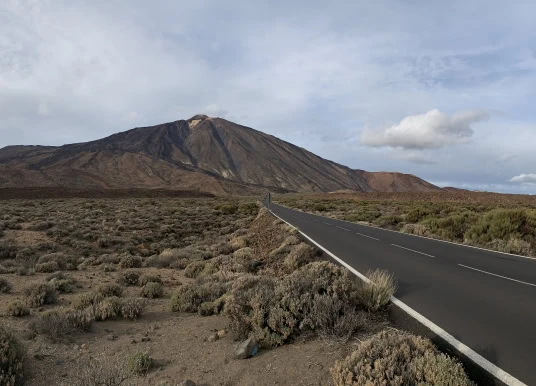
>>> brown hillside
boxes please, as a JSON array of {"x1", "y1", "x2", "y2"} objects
[{"x1": 0, "y1": 115, "x2": 441, "y2": 195}]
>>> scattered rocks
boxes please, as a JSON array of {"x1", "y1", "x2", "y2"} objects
[
  {"x1": 141, "y1": 337, "x2": 151, "y2": 342},
  {"x1": 234, "y1": 338, "x2": 259, "y2": 359},
  {"x1": 106, "y1": 334, "x2": 118, "y2": 341},
  {"x1": 217, "y1": 329, "x2": 226, "y2": 338}
]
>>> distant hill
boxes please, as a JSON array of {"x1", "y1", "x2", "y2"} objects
[{"x1": 0, "y1": 115, "x2": 442, "y2": 195}]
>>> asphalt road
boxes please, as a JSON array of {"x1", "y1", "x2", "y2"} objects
[{"x1": 267, "y1": 202, "x2": 536, "y2": 385}]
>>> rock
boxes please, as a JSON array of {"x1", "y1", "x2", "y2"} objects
[
  {"x1": 55, "y1": 359, "x2": 64, "y2": 366},
  {"x1": 141, "y1": 337, "x2": 151, "y2": 342},
  {"x1": 206, "y1": 333, "x2": 219, "y2": 343},
  {"x1": 234, "y1": 338, "x2": 259, "y2": 359},
  {"x1": 33, "y1": 353, "x2": 46, "y2": 361},
  {"x1": 131, "y1": 339, "x2": 137, "y2": 344},
  {"x1": 73, "y1": 345, "x2": 80, "y2": 351},
  {"x1": 106, "y1": 334, "x2": 118, "y2": 341},
  {"x1": 179, "y1": 381, "x2": 196, "y2": 386},
  {"x1": 81, "y1": 344, "x2": 87, "y2": 349},
  {"x1": 217, "y1": 329, "x2": 226, "y2": 338}
]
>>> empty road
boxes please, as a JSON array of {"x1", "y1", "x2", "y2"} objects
[{"x1": 267, "y1": 202, "x2": 536, "y2": 385}]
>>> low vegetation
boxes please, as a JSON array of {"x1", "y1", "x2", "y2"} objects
[
  {"x1": 0, "y1": 324, "x2": 25, "y2": 386},
  {"x1": 277, "y1": 192, "x2": 536, "y2": 257}
]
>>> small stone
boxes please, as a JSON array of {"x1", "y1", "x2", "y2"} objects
[
  {"x1": 217, "y1": 329, "x2": 226, "y2": 338},
  {"x1": 55, "y1": 359, "x2": 64, "y2": 366},
  {"x1": 206, "y1": 333, "x2": 218, "y2": 343},
  {"x1": 141, "y1": 337, "x2": 151, "y2": 342},
  {"x1": 33, "y1": 353, "x2": 45, "y2": 361},
  {"x1": 73, "y1": 345, "x2": 80, "y2": 351},
  {"x1": 131, "y1": 339, "x2": 137, "y2": 344},
  {"x1": 81, "y1": 344, "x2": 87, "y2": 349},
  {"x1": 106, "y1": 334, "x2": 118, "y2": 341},
  {"x1": 234, "y1": 338, "x2": 259, "y2": 359},
  {"x1": 179, "y1": 381, "x2": 196, "y2": 386}
]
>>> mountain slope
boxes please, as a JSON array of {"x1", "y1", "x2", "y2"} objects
[{"x1": 0, "y1": 115, "x2": 441, "y2": 194}]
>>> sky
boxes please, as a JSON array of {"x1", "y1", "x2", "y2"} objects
[{"x1": 1, "y1": 0, "x2": 536, "y2": 194}]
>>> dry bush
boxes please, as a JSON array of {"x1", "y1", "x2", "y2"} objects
[
  {"x1": 98, "y1": 283, "x2": 124, "y2": 297},
  {"x1": 67, "y1": 355, "x2": 132, "y2": 386},
  {"x1": 23, "y1": 283, "x2": 57, "y2": 307},
  {"x1": 7, "y1": 301, "x2": 30, "y2": 317},
  {"x1": 226, "y1": 262, "x2": 364, "y2": 348},
  {"x1": 119, "y1": 255, "x2": 142, "y2": 269},
  {"x1": 140, "y1": 282, "x2": 163, "y2": 299},
  {"x1": 30, "y1": 308, "x2": 94, "y2": 341},
  {"x1": 0, "y1": 277, "x2": 12, "y2": 293},
  {"x1": 283, "y1": 243, "x2": 315, "y2": 273},
  {"x1": 184, "y1": 260, "x2": 216, "y2": 279},
  {"x1": 47, "y1": 273, "x2": 77, "y2": 293},
  {"x1": 35, "y1": 261, "x2": 59, "y2": 273},
  {"x1": 170, "y1": 277, "x2": 230, "y2": 313},
  {"x1": 356, "y1": 269, "x2": 396, "y2": 312},
  {"x1": 0, "y1": 324, "x2": 25, "y2": 386},
  {"x1": 37, "y1": 253, "x2": 78, "y2": 271},
  {"x1": 138, "y1": 274, "x2": 162, "y2": 286},
  {"x1": 71, "y1": 292, "x2": 104, "y2": 310},
  {"x1": 117, "y1": 270, "x2": 140, "y2": 286},
  {"x1": 128, "y1": 351, "x2": 153, "y2": 376},
  {"x1": 92, "y1": 296, "x2": 121, "y2": 321},
  {"x1": 330, "y1": 330, "x2": 472, "y2": 385},
  {"x1": 401, "y1": 223, "x2": 430, "y2": 237},
  {"x1": 117, "y1": 298, "x2": 145, "y2": 320}
]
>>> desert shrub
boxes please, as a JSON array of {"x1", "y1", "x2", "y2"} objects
[
  {"x1": 356, "y1": 269, "x2": 396, "y2": 311},
  {"x1": 92, "y1": 296, "x2": 121, "y2": 321},
  {"x1": 118, "y1": 270, "x2": 140, "y2": 286},
  {"x1": 98, "y1": 283, "x2": 123, "y2": 297},
  {"x1": 140, "y1": 282, "x2": 163, "y2": 299},
  {"x1": 405, "y1": 207, "x2": 432, "y2": 223},
  {"x1": 0, "y1": 264, "x2": 7, "y2": 274},
  {"x1": 23, "y1": 283, "x2": 57, "y2": 307},
  {"x1": 184, "y1": 260, "x2": 216, "y2": 279},
  {"x1": 217, "y1": 203, "x2": 238, "y2": 215},
  {"x1": 102, "y1": 263, "x2": 117, "y2": 272},
  {"x1": 30, "y1": 308, "x2": 94, "y2": 341},
  {"x1": 35, "y1": 261, "x2": 59, "y2": 273},
  {"x1": 330, "y1": 330, "x2": 472, "y2": 386},
  {"x1": 465, "y1": 209, "x2": 536, "y2": 246},
  {"x1": 424, "y1": 212, "x2": 477, "y2": 241},
  {"x1": 71, "y1": 292, "x2": 104, "y2": 310},
  {"x1": 374, "y1": 215, "x2": 403, "y2": 228},
  {"x1": 7, "y1": 301, "x2": 30, "y2": 317},
  {"x1": 283, "y1": 243, "x2": 314, "y2": 273},
  {"x1": 238, "y1": 202, "x2": 258, "y2": 215},
  {"x1": 0, "y1": 278, "x2": 12, "y2": 293},
  {"x1": 170, "y1": 278, "x2": 229, "y2": 313},
  {"x1": 119, "y1": 255, "x2": 142, "y2": 268},
  {"x1": 128, "y1": 352, "x2": 153, "y2": 376},
  {"x1": 401, "y1": 223, "x2": 430, "y2": 237},
  {"x1": 226, "y1": 262, "x2": 362, "y2": 347},
  {"x1": 47, "y1": 273, "x2": 77, "y2": 293},
  {"x1": 138, "y1": 274, "x2": 162, "y2": 286},
  {"x1": 117, "y1": 298, "x2": 145, "y2": 320},
  {"x1": 313, "y1": 203, "x2": 327, "y2": 212},
  {"x1": 67, "y1": 355, "x2": 132, "y2": 386},
  {"x1": 38, "y1": 253, "x2": 78, "y2": 271},
  {"x1": 487, "y1": 237, "x2": 533, "y2": 255},
  {"x1": 0, "y1": 325, "x2": 25, "y2": 386}
]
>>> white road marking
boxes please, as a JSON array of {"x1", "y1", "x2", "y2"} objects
[
  {"x1": 459, "y1": 264, "x2": 536, "y2": 288},
  {"x1": 322, "y1": 222, "x2": 331, "y2": 225},
  {"x1": 267, "y1": 208, "x2": 526, "y2": 386},
  {"x1": 335, "y1": 225, "x2": 351, "y2": 231},
  {"x1": 391, "y1": 244, "x2": 435, "y2": 258},
  {"x1": 356, "y1": 232, "x2": 380, "y2": 241}
]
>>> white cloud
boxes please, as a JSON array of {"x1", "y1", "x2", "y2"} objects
[
  {"x1": 361, "y1": 109, "x2": 489, "y2": 150},
  {"x1": 509, "y1": 174, "x2": 536, "y2": 184}
]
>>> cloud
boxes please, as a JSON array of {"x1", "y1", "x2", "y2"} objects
[
  {"x1": 361, "y1": 109, "x2": 489, "y2": 150},
  {"x1": 509, "y1": 174, "x2": 536, "y2": 184}
]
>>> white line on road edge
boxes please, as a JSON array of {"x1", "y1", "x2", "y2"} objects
[
  {"x1": 392, "y1": 244, "x2": 436, "y2": 258},
  {"x1": 459, "y1": 264, "x2": 536, "y2": 288},
  {"x1": 356, "y1": 232, "x2": 380, "y2": 241},
  {"x1": 268, "y1": 208, "x2": 526, "y2": 386},
  {"x1": 335, "y1": 225, "x2": 351, "y2": 231}
]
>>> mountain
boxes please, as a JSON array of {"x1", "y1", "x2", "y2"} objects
[{"x1": 0, "y1": 115, "x2": 442, "y2": 195}]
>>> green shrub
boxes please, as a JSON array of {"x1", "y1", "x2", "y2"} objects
[
  {"x1": 7, "y1": 301, "x2": 30, "y2": 317},
  {"x1": 0, "y1": 325, "x2": 25, "y2": 386},
  {"x1": 465, "y1": 209, "x2": 536, "y2": 245},
  {"x1": 0, "y1": 278, "x2": 12, "y2": 293},
  {"x1": 374, "y1": 215, "x2": 403, "y2": 228},
  {"x1": 140, "y1": 282, "x2": 163, "y2": 299},
  {"x1": 313, "y1": 203, "x2": 327, "y2": 212},
  {"x1": 217, "y1": 204, "x2": 238, "y2": 215},
  {"x1": 128, "y1": 352, "x2": 153, "y2": 376},
  {"x1": 184, "y1": 260, "x2": 216, "y2": 279},
  {"x1": 425, "y1": 212, "x2": 478, "y2": 241},
  {"x1": 23, "y1": 283, "x2": 57, "y2": 307},
  {"x1": 238, "y1": 202, "x2": 258, "y2": 215},
  {"x1": 405, "y1": 207, "x2": 431, "y2": 223},
  {"x1": 356, "y1": 269, "x2": 396, "y2": 311},
  {"x1": 330, "y1": 330, "x2": 472, "y2": 385},
  {"x1": 98, "y1": 283, "x2": 123, "y2": 297},
  {"x1": 30, "y1": 308, "x2": 94, "y2": 341}
]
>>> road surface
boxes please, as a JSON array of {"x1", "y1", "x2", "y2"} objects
[{"x1": 267, "y1": 202, "x2": 536, "y2": 385}]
